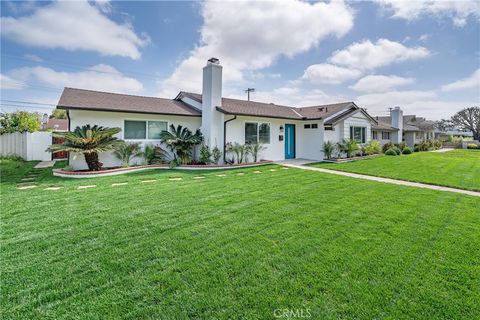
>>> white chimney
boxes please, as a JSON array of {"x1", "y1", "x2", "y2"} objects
[
  {"x1": 391, "y1": 106, "x2": 403, "y2": 144},
  {"x1": 201, "y1": 58, "x2": 224, "y2": 149}
]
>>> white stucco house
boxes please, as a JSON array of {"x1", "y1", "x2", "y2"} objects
[{"x1": 57, "y1": 58, "x2": 388, "y2": 170}]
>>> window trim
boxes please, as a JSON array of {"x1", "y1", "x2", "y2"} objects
[
  {"x1": 123, "y1": 119, "x2": 169, "y2": 141},
  {"x1": 244, "y1": 121, "x2": 271, "y2": 145},
  {"x1": 381, "y1": 131, "x2": 390, "y2": 140},
  {"x1": 349, "y1": 126, "x2": 367, "y2": 144}
]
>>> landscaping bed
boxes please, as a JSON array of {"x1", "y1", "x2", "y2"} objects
[{"x1": 53, "y1": 160, "x2": 273, "y2": 178}]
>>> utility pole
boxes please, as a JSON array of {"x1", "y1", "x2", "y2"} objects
[{"x1": 245, "y1": 88, "x2": 255, "y2": 101}]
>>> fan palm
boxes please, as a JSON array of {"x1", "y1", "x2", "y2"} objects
[
  {"x1": 114, "y1": 142, "x2": 141, "y2": 167},
  {"x1": 159, "y1": 124, "x2": 203, "y2": 165},
  {"x1": 48, "y1": 125, "x2": 123, "y2": 171},
  {"x1": 247, "y1": 142, "x2": 266, "y2": 162}
]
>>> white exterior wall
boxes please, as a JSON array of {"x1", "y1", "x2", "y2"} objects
[
  {"x1": 68, "y1": 109, "x2": 201, "y2": 170},
  {"x1": 224, "y1": 116, "x2": 324, "y2": 161},
  {"x1": 342, "y1": 113, "x2": 372, "y2": 143},
  {"x1": 0, "y1": 131, "x2": 52, "y2": 161}
]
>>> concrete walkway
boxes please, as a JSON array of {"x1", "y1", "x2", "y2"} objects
[
  {"x1": 34, "y1": 161, "x2": 56, "y2": 169},
  {"x1": 281, "y1": 164, "x2": 480, "y2": 197},
  {"x1": 431, "y1": 148, "x2": 455, "y2": 153}
]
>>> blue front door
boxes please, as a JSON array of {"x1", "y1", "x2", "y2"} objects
[{"x1": 284, "y1": 124, "x2": 295, "y2": 159}]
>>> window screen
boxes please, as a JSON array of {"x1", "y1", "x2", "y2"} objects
[{"x1": 124, "y1": 120, "x2": 146, "y2": 139}]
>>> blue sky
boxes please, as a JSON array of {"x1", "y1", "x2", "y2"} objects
[{"x1": 1, "y1": 0, "x2": 479, "y2": 119}]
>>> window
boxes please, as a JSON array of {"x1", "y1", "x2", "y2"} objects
[
  {"x1": 304, "y1": 123, "x2": 318, "y2": 129},
  {"x1": 349, "y1": 126, "x2": 366, "y2": 143},
  {"x1": 124, "y1": 120, "x2": 167, "y2": 140},
  {"x1": 245, "y1": 122, "x2": 270, "y2": 144},
  {"x1": 125, "y1": 120, "x2": 146, "y2": 139},
  {"x1": 311, "y1": 123, "x2": 318, "y2": 129},
  {"x1": 304, "y1": 124, "x2": 311, "y2": 129},
  {"x1": 372, "y1": 131, "x2": 378, "y2": 140},
  {"x1": 148, "y1": 121, "x2": 167, "y2": 139},
  {"x1": 382, "y1": 131, "x2": 390, "y2": 140},
  {"x1": 324, "y1": 124, "x2": 333, "y2": 131}
]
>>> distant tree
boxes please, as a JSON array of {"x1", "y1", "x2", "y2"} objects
[
  {"x1": 49, "y1": 109, "x2": 67, "y2": 119},
  {"x1": 450, "y1": 107, "x2": 480, "y2": 140},
  {"x1": 0, "y1": 111, "x2": 41, "y2": 134},
  {"x1": 434, "y1": 119, "x2": 455, "y2": 132}
]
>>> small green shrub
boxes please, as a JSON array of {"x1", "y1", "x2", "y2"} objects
[
  {"x1": 199, "y1": 144, "x2": 212, "y2": 164},
  {"x1": 382, "y1": 142, "x2": 394, "y2": 153},
  {"x1": 364, "y1": 140, "x2": 381, "y2": 155},
  {"x1": 211, "y1": 146, "x2": 222, "y2": 164},
  {"x1": 385, "y1": 148, "x2": 398, "y2": 156},
  {"x1": 402, "y1": 147, "x2": 413, "y2": 154},
  {"x1": 397, "y1": 142, "x2": 407, "y2": 150},
  {"x1": 467, "y1": 144, "x2": 479, "y2": 149},
  {"x1": 391, "y1": 146, "x2": 402, "y2": 155},
  {"x1": 323, "y1": 141, "x2": 335, "y2": 159}
]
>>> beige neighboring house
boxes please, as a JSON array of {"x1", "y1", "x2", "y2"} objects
[{"x1": 372, "y1": 107, "x2": 436, "y2": 147}]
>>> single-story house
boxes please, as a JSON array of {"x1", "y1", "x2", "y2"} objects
[
  {"x1": 372, "y1": 108, "x2": 436, "y2": 147},
  {"x1": 58, "y1": 58, "x2": 382, "y2": 170}
]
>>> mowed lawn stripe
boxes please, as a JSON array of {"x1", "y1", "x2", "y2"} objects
[
  {"x1": 1, "y1": 160, "x2": 479, "y2": 319},
  {"x1": 310, "y1": 149, "x2": 480, "y2": 191}
]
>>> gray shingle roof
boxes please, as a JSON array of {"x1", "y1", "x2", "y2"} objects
[{"x1": 58, "y1": 88, "x2": 201, "y2": 117}]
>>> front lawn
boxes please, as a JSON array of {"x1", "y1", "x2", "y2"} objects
[
  {"x1": 310, "y1": 149, "x2": 480, "y2": 191},
  {"x1": 1, "y1": 159, "x2": 479, "y2": 319}
]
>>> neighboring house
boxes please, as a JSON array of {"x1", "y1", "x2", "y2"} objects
[
  {"x1": 44, "y1": 119, "x2": 68, "y2": 132},
  {"x1": 373, "y1": 107, "x2": 436, "y2": 147},
  {"x1": 56, "y1": 58, "x2": 378, "y2": 170}
]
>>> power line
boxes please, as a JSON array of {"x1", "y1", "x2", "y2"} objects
[
  {"x1": 0, "y1": 103, "x2": 55, "y2": 110},
  {"x1": 0, "y1": 99, "x2": 57, "y2": 106}
]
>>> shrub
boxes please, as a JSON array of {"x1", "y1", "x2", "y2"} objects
[
  {"x1": 159, "y1": 124, "x2": 203, "y2": 165},
  {"x1": 199, "y1": 144, "x2": 212, "y2": 164},
  {"x1": 402, "y1": 147, "x2": 413, "y2": 154},
  {"x1": 140, "y1": 144, "x2": 167, "y2": 164},
  {"x1": 248, "y1": 142, "x2": 266, "y2": 162},
  {"x1": 323, "y1": 141, "x2": 335, "y2": 159},
  {"x1": 385, "y1": 148, "x2": 398, "y2": 156},
  {"x1": 397, "y1": 142, "x2": 407, "y2": 151},
  {"x1": 382, "y1": 142, "x2": 394, "y2": 153},
  {"x1": 364, "y1": 140, "x2": 381, "y2": 155},
  {"x1": 467, "y1": 143, "x2": 479, "y2": 149},
  {"x1": 337, "y1": 139, "x2": 359, "y2": 158},
  {"x1": 391, "y1": 146, "x2": 402, "y2": 155},
  {"x1": 211, "y1": 146, "x2": 222, "y2": 164},
  {"x1": 414, "y1": 146, "x2": 420, "y2": 152}
]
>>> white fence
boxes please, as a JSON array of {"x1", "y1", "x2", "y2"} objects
[{"x1": 0, "y1": 132, "x2": 53, "y2": 161}]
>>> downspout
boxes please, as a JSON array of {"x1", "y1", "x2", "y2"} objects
[
  {"x1": 223, "y1": 115, "x2": 237, "y2": 163},
  {"x1": 66, "y1": 110, "x2": 71, "y2": 166}
]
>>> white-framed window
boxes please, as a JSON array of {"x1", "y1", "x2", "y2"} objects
[
  {"x1": 382, "y1": 131, "x2": 390, "y2": 140},
  {"x1": 124, "y1": 120, "x2": 168, "y2": 140},
  {"x1": 304, "y1": 123, "x2": 318, "y2": 129},
  {"x1": 372, "y1": 131, "x2": 378, "y2": 140},
  {"x1": 350, "y1": 126, "x2": 366, "y2": 143},
  {"x1": 245, "y1": 122, "x2": 270, "y2": 144}
]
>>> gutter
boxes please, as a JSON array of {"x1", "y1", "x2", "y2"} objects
[{"x1": 223, "y1": 115, "x2": 237, "y2": 163}]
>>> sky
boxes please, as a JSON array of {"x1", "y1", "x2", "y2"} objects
[{"x1": 0, "y1": 0, "x2": 479, "y2": 120}]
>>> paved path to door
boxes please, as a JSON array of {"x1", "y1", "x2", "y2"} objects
[
  {"x1": 34, "y1": 161, "x2": 56, "y2": 169},
  {"x1": 431, "y1": 148, "x2": 455, "y2": 153},
  {"x1": 281, "y1": 164, "x2": 480, "y2": 197}
]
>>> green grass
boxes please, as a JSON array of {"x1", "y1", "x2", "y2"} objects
[
  {"x1": 310, "y1": 149, "x2": 480, "y2": 191},
  {"x1": 1, "y1": 159, "x2": 479, "y2": 319}
]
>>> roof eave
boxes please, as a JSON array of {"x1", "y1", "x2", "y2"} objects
[{"x1": 57, "y1": 105, "x2": 202, "y2": 117}]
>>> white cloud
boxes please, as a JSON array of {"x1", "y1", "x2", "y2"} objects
[
  {"x1": 350, "y1": 75, "x2": 415, "y2": 93},
  {"x1": 23, "y1": 53, "x2": 43, "y2": 62},
  {"x1": 303, "y1": 63, "x2": 362, "y2": 84},
  {"x1": 329, "y1": 38, "x2": 430, "y2": 70},
  {"x1": 0, "y1": 74, "x2": 26, "y2": 90},
  {"x1": 419, "y1": 33, "x2": 431, "y2": 42},
  {"x1": 356, "y1": 90, "x2": 436, "y2": 108},
  {"x1": 0, "y1": 1, "x2": 149, "y2": 59},
  {"x1": 159, "y1": 0, "x2": 354, "y2": 96},
  {"x1": 8, "y1": 64, "x2": 144, "y2": 94},
  {"x1": 375, "y1": 0, "x2": 480, "y2": 27},
  {"x1": 441, "y1": 69, "x2": 480, "y2": 91}
]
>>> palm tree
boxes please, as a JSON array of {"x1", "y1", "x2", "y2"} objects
[
  {"x1": 48, "y1": 125, "x2": 123, "y2": 171},
  {"x1": 337, "y1": 138, "x2": 359, "y2": 158},
  {"x1": 159, "y1": 124, "x2": 203, "y2": 165},
  {"x1": 248, "y1": 142, "x2": 266, "y2": 162},
  {"x1": 322, "y1": 141, "x2": 335, "y2": 159},
  {"x1": 114, "y1": 141, "x2": 141, "y2": 167}
]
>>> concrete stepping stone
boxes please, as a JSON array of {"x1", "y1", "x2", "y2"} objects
[
  {"x1": 112, "y1": 182, "x2": 128, "y2": 187},
  {"x1": 17, "y1": 185, "x2": 37, "y2": 190},
  {"x1": 169, "y1": 177, "x2": 183, "y2": 181},
  {"x1": 282, "y1": 167, "x2": 289, "y2": 170},
  {"x1": 269, "y1": 169, "x2": 277, "y2": 172},
  {"x1": 45, "y1": 186, "x2": 63, "y2": 191},
  {"x1": 216, "y1": 174, "x2": 226, "y2": 177},
  {"x1": 21, "y1": 177, "x2": 36, "y2": 181},
  {"x1": 141, "y1": 180, "x2": 157, "y2": 183},
  {"x1": 253, "y1": 170, "x2": 262, "y2": 174},
  {"x1": 237, "y1": 172, "x2": 245, "y2": 176},
  {"x1": 34, "y1": 161, "x2": 56, "y2": 169},
  {"x1": 193, "y1": 176, "x2": 205, "y2": 179},
  {"x1": 78, "y1": 185, "x2": 96, "y2": 189}
]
